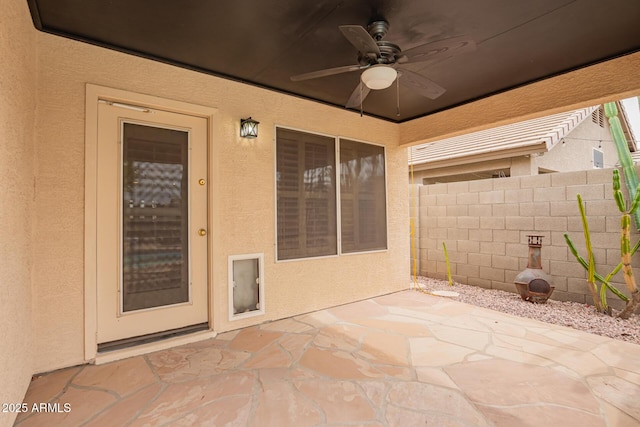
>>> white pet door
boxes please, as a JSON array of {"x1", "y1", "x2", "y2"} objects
[{"x1": 229, "y1": 254, "x2": 264, "y2": 320}]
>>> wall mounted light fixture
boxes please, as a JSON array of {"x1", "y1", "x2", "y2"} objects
[{"x1": 240, "y1": 117, "x2": 259, "y2": 138}]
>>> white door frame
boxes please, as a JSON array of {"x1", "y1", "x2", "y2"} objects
[{"x1": 84, "y1": 84, "x2": 218, "y2": 363}]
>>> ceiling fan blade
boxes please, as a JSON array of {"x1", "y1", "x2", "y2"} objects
[
  {"x1": 401, "y1": 36, "x2": 476, "y2": 64},
  {"x1": 339, "y1": 25, "x2": 381, "y2": 56},
  {"x1": 398, "y1": 69, "x2": 446, "y2": 100},
  {"x1": 290, "y1": 64, "x2": 365, "y2": 82},
  {"x1": 345, "y1": 82, "x2": 371, "y2": 109}
]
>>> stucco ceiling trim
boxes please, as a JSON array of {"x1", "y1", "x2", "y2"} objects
[{"x1": 399, "y1": 52, "x2": 640, "y2": 147}]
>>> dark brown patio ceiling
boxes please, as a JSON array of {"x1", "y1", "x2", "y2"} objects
[{"x1": 27, "y1": 0, "x2": 640, "y2": 123}]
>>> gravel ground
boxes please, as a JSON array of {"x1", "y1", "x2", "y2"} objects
[{"x1": 414, "y1": 276, "x2": 640, "y2": 345}]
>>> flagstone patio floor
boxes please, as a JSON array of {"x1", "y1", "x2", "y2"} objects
[{"x1": 14, "y1": 290, "x2": 640, "y2": 426}]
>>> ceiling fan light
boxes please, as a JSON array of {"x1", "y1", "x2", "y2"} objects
[{"x1": 361, "y1": 65, "x2": 397, "y2": 90}]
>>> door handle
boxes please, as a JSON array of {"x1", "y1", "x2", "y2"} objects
[{"x1": 198, "y1": 228, "x2": 207, "y2": 236}]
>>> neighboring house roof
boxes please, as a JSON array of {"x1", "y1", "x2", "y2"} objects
[{"x1": 409, "y1": 106, "x2": 598, "y2": 169}]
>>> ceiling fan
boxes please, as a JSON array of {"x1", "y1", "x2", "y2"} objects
[{"x1": 290, "y1": 19, "x2": 476, "y2": 112}]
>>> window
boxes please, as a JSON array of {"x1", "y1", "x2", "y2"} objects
[
  {"x1": 276, "y1": 128, "x2": 337, "y2": 260},
  {"x1": 340, "y1": 139, "x2": 387, "y2": 253},
  {"x1": 276, "y1": 128, "x2": 387, "y2": 260}
]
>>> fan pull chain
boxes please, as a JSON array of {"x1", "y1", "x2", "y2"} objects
[{"x1": 396, "y1": 73, "x2": 401, "y2": 117}]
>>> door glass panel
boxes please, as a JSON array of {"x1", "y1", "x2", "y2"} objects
[{"x1": 122, "y1": 123, "x2": 189, "y2": 312}]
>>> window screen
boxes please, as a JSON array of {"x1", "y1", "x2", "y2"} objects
[
  {"x1": 339, "y1": 139, "x2": 387, "y2": 253},
  {"x1": 276, "y1": 128, "x2": 337, "y2": 260},
  {"x1": 121, "y1": 123, "x2": 190, "y2": 311}
]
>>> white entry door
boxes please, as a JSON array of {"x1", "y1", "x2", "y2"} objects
[{"x1": 96, "y1": 100, "x2": 209, "y2": 346}]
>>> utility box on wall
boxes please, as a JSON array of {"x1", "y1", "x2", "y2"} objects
[{"x1": 228, "y1": 253, "x2": 264, "y2": 321}]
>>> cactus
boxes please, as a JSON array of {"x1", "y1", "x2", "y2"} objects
[
  {"x1": 605, "y1": 102, "x2": 640, "y2": 230},
  {"x1": 563, "y1": 169, "x2": 640, "y2": 315},
  {"x1": 571, "y1": 194, "x2": 602, "y2": 311},
  {"x1": 442, "y1": 242, "x2": 453, "y2": 286},
  {"x1": 613, "y1": 169, "x2": 640, "y2": 319},
  {"x1": 564, "y1": 233, "x2": 631, "y2": 303}
]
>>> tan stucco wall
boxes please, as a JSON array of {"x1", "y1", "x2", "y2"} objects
[
  {"x1": 536, "y1": 112, "x2": 617, "y2": 172},
  {"x1": 0, "y1": 0, "x2": 36, "y2": 425},
  {"x1": 32, "y1": 31, "x2": 408, "y2": 372},
  {"x1": 509, "y1": 156, "x2": 536, "y2": 176}
]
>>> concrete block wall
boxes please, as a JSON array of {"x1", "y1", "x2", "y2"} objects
[{"x1": 415, "y1": 167, "x2": 640, "y2": 310}]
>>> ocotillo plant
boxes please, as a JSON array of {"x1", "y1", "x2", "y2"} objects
[
  {"x1": 569, "y1": 194, "x2": 601, "y2": 311},
  {"x1": 442, "y1": 242, "x2": 453, "y2": 286},
  {"x1": 605, "y1": 102, "x2": 640, "y2": 230},
  {"x1": 565, "y1": 232, "x2": 631, "y2": 312},
  {"x1": 564, "y1": 192, "x2": 631, "y2": 313},
  {"x1": 613, "y1": 169, "x2": 640, "y2": 319}
]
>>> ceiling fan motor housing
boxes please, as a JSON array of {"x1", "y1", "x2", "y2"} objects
[
  {"x1": 358, "y1": 41, "x2": 401, "y2": 65},
  {"x1": 367, "y1": 20, "x2": 389, "y2": 40},
  {"x1": 376, "y1": 41, "x2": 401, "y2": 63}
]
